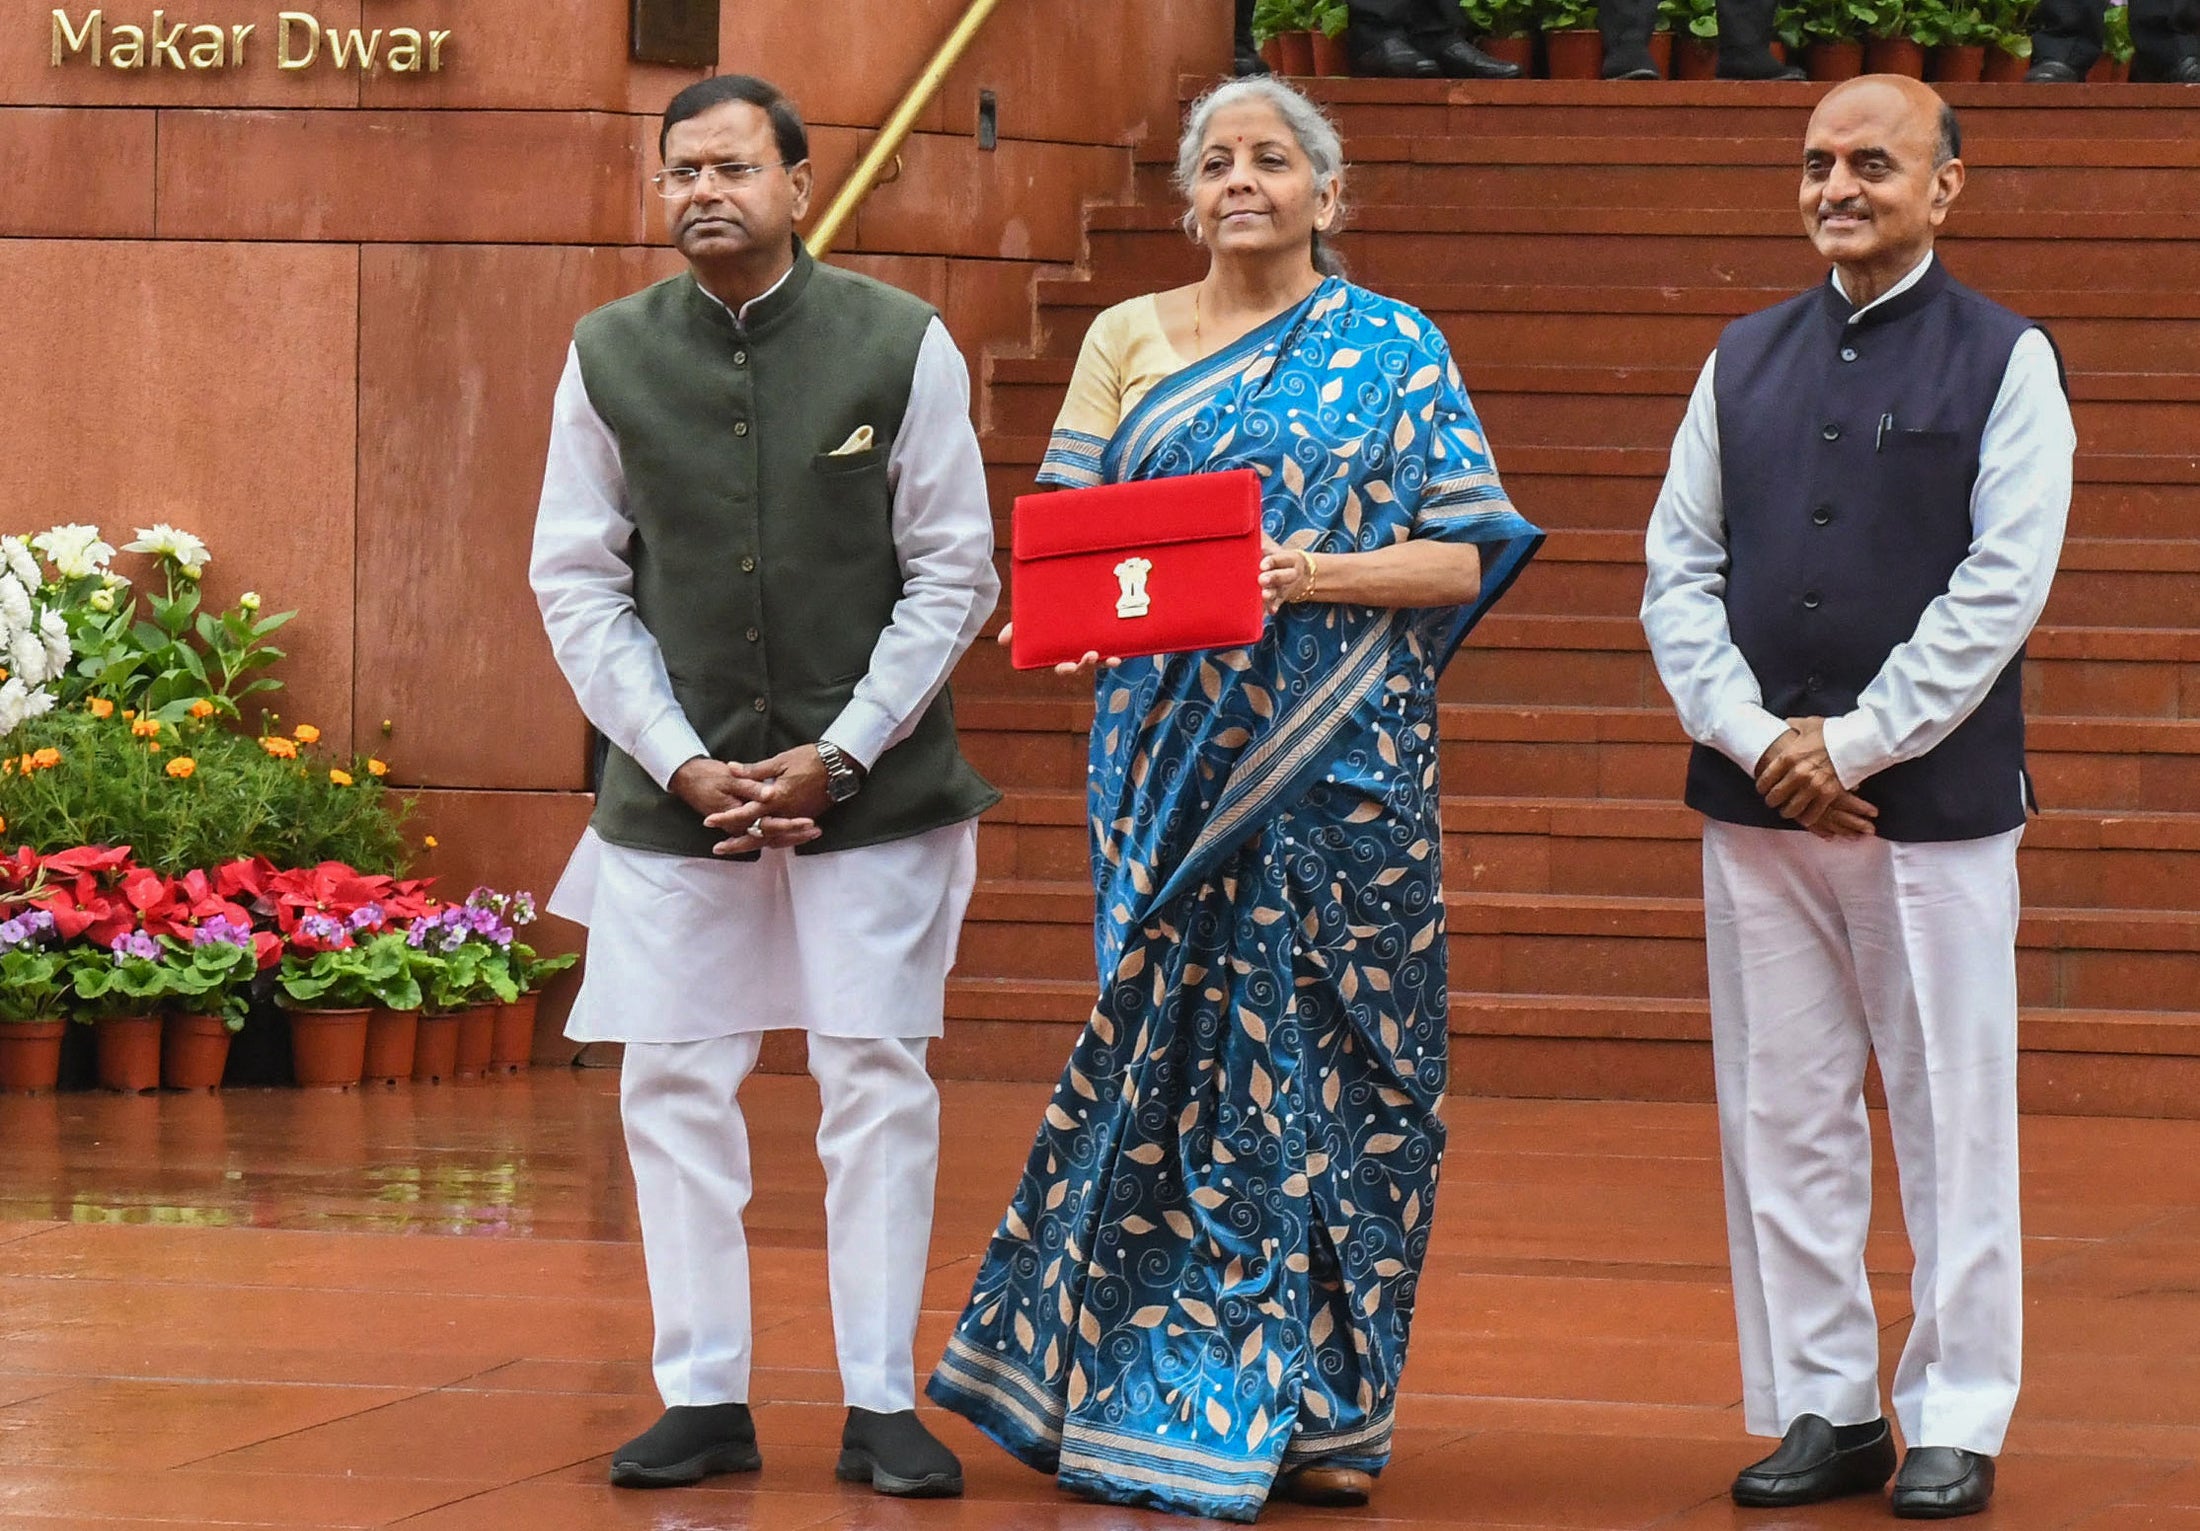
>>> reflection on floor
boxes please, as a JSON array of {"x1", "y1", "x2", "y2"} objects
[{"x1": 0, "y1": 1068, "x2": 2194, "y2": 1528}]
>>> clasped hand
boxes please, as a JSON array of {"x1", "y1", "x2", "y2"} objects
[
  {"x1": 1754, "y1": 717, "x2": 1878, "y2": 839},
  {"x1": 671, "y1": 748, "x2": 831, "y2": 856}
]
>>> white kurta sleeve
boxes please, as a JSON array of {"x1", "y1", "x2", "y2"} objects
[
  {"x1": 1821, "y1": 329, "x2": 2075, "y2": 789},
  {"x1": 820, "y1": 317, "x2": 1001, "y2": 772},
  {"x1": 1640, "y1": 352, "x2": 1793, "y2": 776},
  {"x1": 529, "y1": 344, "x2": 709, "y2": 791}
]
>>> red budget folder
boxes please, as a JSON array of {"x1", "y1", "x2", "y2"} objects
[{"x1": 1008, "y1": 469, "x2": 1267, "y2": 671}]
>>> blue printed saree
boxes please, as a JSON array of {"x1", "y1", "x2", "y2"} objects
[{"x1": 929, "y1": 279, "x2": 1543, "y2": 1521}]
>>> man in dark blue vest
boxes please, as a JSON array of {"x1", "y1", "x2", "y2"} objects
[{"x1": 1642, "y1": 76, "x2": 2073, "y2": 1520}]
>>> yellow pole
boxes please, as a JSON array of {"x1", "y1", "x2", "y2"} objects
[{"x1": 807, "y1": 0, "x2": 1008, "y2": 258}]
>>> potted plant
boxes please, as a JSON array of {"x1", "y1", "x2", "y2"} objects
[
  {"x1": 1862, "y1": 0, "x2": 1925, "y2": 72},
  {"x1": 1252, "y1": 0, "x2": 1319, "y2": 75},
  {"x1": 0, "y1": 911, "x2": 68, "y2": 1093},
  {"x1": 1980, "y1": 0, "x2": 2034, "y2": 76},
  {"x1": 275, "y1": 918, "x2": 416, "y2": 1088},
  {"x1": 67, "y1": 932, "x2": 178, "y2": 1092},
  {"x1": 1791, "y1": 0, "x2": 1870, "y2": 75},
  {"x1": 2091, "y1": 0, "x2": 2131, "y2": 78},
  {"x1": 1540, "y1": 0, "x2": 1605, "y2": 75},
  {"x1": 1462, "y1": 0, "x2": 1540, "y2": 70},
  {"x1": 1916, "y1": 0, "x2": 1992, "y2": 77},
  {"x1": 468, "y1": 890, "x2": 575, "y2": 1074},
  {"x1": 1311, "y1": 1, "x2": 1352, "y2": 73},
  {"x1": 161, "y1": 917, "x2": 260, "y2": 1090}
]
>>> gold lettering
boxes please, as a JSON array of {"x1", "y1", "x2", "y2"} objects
[
  {"x1": 276, "y1": 11, "x2": 317, "y2": 69},
  {"x1": 230, "y1": 22, "x2": 253, "y2": 64},
  {"x1": 428, "y1": 28, "x2": 450, "y2": 70},
  {"x1": 384, "y1": 26, "x2": 421, "y2": 72},
  {"x1": 149, "y1": 9, "x2": 184, "y2": 68},
  {"x1": 188, "y1": 23, "x2": 223, "y2": 68},
  {"x1": 108, "y1": 22, "x2": 143, "y2": 67},
  {"x1": 51, "y1": 8, "x2": 101, "y2": 67},
  {"x1": 325, "y1": 26, "x2": 381, "y2": 71}
]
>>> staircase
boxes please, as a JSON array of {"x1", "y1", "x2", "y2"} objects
[{"x1": 938, "y1": 81, "x2": 2200, "y2": 1118}]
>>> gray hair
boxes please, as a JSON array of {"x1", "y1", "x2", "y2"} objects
[{"x1": 1172, "y1": 77, "x2": 1348, "y2": 278}]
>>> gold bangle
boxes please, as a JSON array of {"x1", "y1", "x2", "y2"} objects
[{"x1": 1296, "y1": 548, "x2": 1319, "y2": 602}]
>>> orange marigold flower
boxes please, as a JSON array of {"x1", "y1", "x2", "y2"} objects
[
  {"x1": 148, "y1": 742, "x2": 161, "y2": 754},
  {"x1": 424, "y1": 836, "x2": 439, "y2": 849},
  {"x1": 294, "y1": 724, "x2": 321, "y2": 745},
  {"x1": 329, "y1": 769, "x2": 354, "y2": 787},
  {"x1": 87, "y1": 698, "x2": 114, "y2": 719},
  {"x1": 130, "y1": 718, "x2": 161, "y2": 738},
  {"x1": 121, "y1": 709, "x2": 135, "y2": 720},
  {"x1": 30, "y1": 748, "x2": 60, "y2": 770},
  {"x1": 166, "y1": 756, "x2": 196, "y2": 779},
  {"x1": 187, "y1": 699, "x2": 215, "y2": 719},
  {"x1": 0, "y1": 816, "x2": 7, "y2": 835},
  {"x1": 367, "y1": 758, "x2": 389, "y2": 778},
  {"x1": 258, "y1": 736, "x2": 298, "y2": 760}
]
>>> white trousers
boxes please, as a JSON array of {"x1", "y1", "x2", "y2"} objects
[
  {"x1": 1703, "y1": 821, "x2": 2024, "y2": 1457},
  {"x1": 620, "y1": 1031, "x2": 942, "y2": 1413}
]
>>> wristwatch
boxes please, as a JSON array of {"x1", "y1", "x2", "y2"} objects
[{"x1": 815, "y1": 740, "x2": 865, "y2": 805}]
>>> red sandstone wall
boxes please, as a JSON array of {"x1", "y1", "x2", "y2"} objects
[{"x1": 0, "y1": 2, "x2": 1225, "y2": 996}]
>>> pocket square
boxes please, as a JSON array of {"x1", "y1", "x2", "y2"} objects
[{"x1": 827, "y1": 425, "x2": 875, "y2": 456}]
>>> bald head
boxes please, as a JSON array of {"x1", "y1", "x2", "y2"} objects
[{"x1": 1799, "y1": 75, "x2": 1967, "y2": 308}]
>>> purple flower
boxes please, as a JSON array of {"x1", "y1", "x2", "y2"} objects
[
  {"x1": 348, "y1": 902, "x2": 385, "y2": 931},
  {"x1": 0, "y1": 919, "x2": 29, "y2": 949},
  {"x1": 405, "y1": 920, "x2": 432, "y2": 948},
  {"x1": 297, "y1": 912, "x2": 349, "y2": 947},
  {"x1": 189, "y1": 917, "x2": 253, "y2": 950},
  {"x1": 510, "y1": 892, "x2": 537, "y2": 925},
  {"x1": 109, "y1": 930, "x2": 161, "y2": 963}
]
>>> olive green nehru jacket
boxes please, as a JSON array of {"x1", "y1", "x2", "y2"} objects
[{"x1": 572, "y1": 245, "x2": 998, "y2": 859}]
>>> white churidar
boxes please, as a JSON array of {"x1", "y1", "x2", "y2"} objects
[
  {"x1": 621, "y1": 1030, "x2": 943, "y2": 1411},
  {"x1": 1704, "y1": 821, "x2": 2024, "y2": 1456}
]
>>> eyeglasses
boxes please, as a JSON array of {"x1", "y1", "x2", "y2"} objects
[{"x1": 651, "y1": 161, "x2": 792, "y2": 197}]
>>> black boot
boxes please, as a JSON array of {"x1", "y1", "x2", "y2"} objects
[
  {"x1": 608, "y1": 1403, "x2": 761, "y2": 1489},
  {"x1": 1234, "y1": 0, "x2": 1271, "y2": 74},
  {"x1": 1731, "y1": 1415, "x2": 1897, "y2": 1507},
  {"x1": 1419, "y1": 30, "x2": 1526, "y2": 76},
  {"x1": 1350, "y1": 28, "x2": 1442, "y2": 75},
  {"x1": 1891, "y1": 1447, "x2": 1995, "y2": 1519},
  {"x1": 1600, "y1": 0, "x2": 1663, "y2": 76},
  {"x1": 1715, "y1": 0, "x2": 1806, "y2": 77},
  {"x1": 836, "y1": 1408, "x2": 964, "y2": 1498},
  {"x1": 2024, "y1": 57, "x2": 2084, "y2": 77}
]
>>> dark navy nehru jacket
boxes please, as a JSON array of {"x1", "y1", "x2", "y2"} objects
[{"x1": 1685, "y1": 261, "x2": 2043, "y2": 842}]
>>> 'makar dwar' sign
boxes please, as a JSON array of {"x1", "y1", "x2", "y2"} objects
[{"x1": 51, "y1": 9, "x2": 453, "y2": 72}]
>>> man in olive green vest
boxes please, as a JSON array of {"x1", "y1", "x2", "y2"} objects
[{"x1": 532, "y1": 74, "x2": 998, "y2": 1499}]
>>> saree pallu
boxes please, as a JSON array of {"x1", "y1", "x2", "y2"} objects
[{"x1": 930, "y1": 280, "x2": 1543, "y2": 1521}]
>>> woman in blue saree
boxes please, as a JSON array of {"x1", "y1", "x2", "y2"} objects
[{"x1": 929, "y1": 78, "x2": 1542, "y2": 1521}]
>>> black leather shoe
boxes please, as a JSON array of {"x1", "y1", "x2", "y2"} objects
[
  {"x1": 1350, "y1": 32, "x2": 1442, "y2": 77},
  {"x1": 608, "y1": 1403, "x2": 762, "y2": 1489},
  {"x1": 1731, "y1": 1415, "x2": 1897, "y2": 1507},
  {"x1": 1422, "y1": 32, "x2": 1526, "y2": 77},
  {"x1": 1891, "y1": 1447, "x2": 1995, "y2": 1519},
  {"x1": 2025, "y1": 59, "x2": 2083, "y2": 80},
  {"x1": 1719, "y1": 57, "x2": 1808, "y2": 79},
  {"x1": 1234, "y1": 43, "x2": 1273, "y2": 76},
  {"x1": 837, "y1": 1408, "x2": 964, "y2": 1497},
  {"x1": 2172, "y1": 56, "x2": 2200, "y2": 82},
  {"x1": 1604, "y1": 60, "x2": 1662, "y2": 78}
]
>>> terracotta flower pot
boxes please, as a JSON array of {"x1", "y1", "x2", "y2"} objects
[
  {"x1": 288, "y1": 1007, "x2": 369, "y2": 1090},
  {"x1": 96, "y1": 1014, "x2": 162, "y2": 1093},
  {"x1": 455, "y1": 1003, "x2": 496, "y2": 1081},
  {"x1": 1805, "y1": 39, "x2": 1866, "y2": 79},
  {"x1": 1982, "y1": 44, "x2": 2029, "y2": 80},
  {"x1": 491, "y1": 994, "x2": 540, "y2": 1075},
  {"x1": 413, "y1": 1011, "x2": 461, "y2": 1084},
  {"x1": 161, "y1": 1013, "x2": 232, "y2": 1091},
  {"x1": 1310, "y1": 31, "x2": 1351, "y2": 76},
  {"x1": 1481, "y1": 34, "x2": 1535, "y2": 71},
  {"x1": 1260, "y1": 31, "x2": 1316, "y2": 76},
  {"x1": 0, "y1": 1020, "x2": 66, "y2": 1094},
  {"x1": 1864, "y1": 36, "x2": 1926, "y2": 76},
  {"x1": 363, "y1": 1006, "x2": 419, "y2": 1086},
  {"x1": 1675, "y1": 35, "x2": 1720, "y2": 79},
  {"x1": 1543, "y1": 27, "x2": 1605, "y2": 77},
  {"x1": 1928, "y1": 42, "x2": 1986, "y2": 80},
  {"x1": 1648, "y1": 30, "x2": 1674, "y2": 74}
]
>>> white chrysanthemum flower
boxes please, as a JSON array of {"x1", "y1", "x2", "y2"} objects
[
  {"x1": 101, "y1": 570, "x2": 129, "y2": 590},
  {"x1": 125, "y1": 523, "x2": 211, "y2": 574},
  {"x1": 1, "y1": 539, "x2": 39, "y2": 592},
  {"x1": 0, "y1": 574, "x2": 30, "y2": 635},
  {"x1": 10, "y1": 631, "x2": 48, "y2": 689},
  {"x1": 238, "y1": 591, "x2": 262, "y2": 613},
  {"x1": 0, "y1": 677, "x2": 28, "y2": 738},
  {"x1": 39, "y1": 611, "x2": 68, "y2": 676},
  {"x1": 17, "y1": 688, "x2": 53, "y2": 725},
  {"x1": 88, "y1": 588, "x2": 116, "y2": 614},
  {"x1": 32, "y1": 524, "x2": 115, "y2": 580}
]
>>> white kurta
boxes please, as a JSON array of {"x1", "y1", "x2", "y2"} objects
[
  {"x1": 531, "y1": 282, "x2": 999, "y2": 1044},
  {"x1": 1640, "y1": 253, "x2": 2076, "y2": 1457}
]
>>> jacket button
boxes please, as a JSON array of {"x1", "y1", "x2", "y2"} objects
[
  {"x1": 733, "y1": 421, "x2": 749, "y2": 437},
  {"x1": 745, "y1": 627, "x2": 760, "y2": 642},
  {"x1": 1802, "y1": 592, "x2": 1823, "y2": 610},
  {"x1": 740, "y1": 556, "x2": 756, "y2": 573},
  {"x1": 1821, "y1": 423, "x2": 1841, "y2": 441},
  {"x1": 1811, "y1": 505, "x2": 1833, "y2": 526},
  {"x1": 751, "y1": 697, "x2": 768, "y2": 713},
  {"x1": 733, "y1": 351, "x2": 748, "y2": 366},
  {"x1": 1840, "y1": 347, "x2": 1858, "y2": 362}
]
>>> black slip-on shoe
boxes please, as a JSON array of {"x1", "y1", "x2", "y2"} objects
[
  {"x1": 1891, "y1": 1446, "x2": 1996, "y2": 1519},
  {"x1": 837, "y1": 1407, "x2": 964, "y2": 1498},
  {"x1": 1732, "y1": 1414, "x2": 1897, "y2": 1507},
  {"x1": 2025, "y1": 59, "x2": 2083, "y2": 80},
  {"x1": 1350, "y1": 33, "x2": 1442, "y2": 77},
  {"x1": 608, "y1": 1402, "x2": 762, "y2": 1488},
  {"x1": 1423, "y1": 33, "x2": 1527, "y2": 77}
]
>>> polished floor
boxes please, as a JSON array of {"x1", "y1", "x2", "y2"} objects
[{"x1": 1, "y1": 1070, "x2": 2198, "y2": 1529}]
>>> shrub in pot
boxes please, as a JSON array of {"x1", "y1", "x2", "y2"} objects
[
  {"x1": 0, "y1": 914, "x2": 69, "y2": 1093},
  {"x1": 1540, "y1": 0, "x2": 1605, "y2": 75},
  {"x1": 276, "y1": 925, "x2": 421, "y2": 1089},
  {"x1": 1463, "y1": 0, "x2": 1542, "y2": 68}
]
